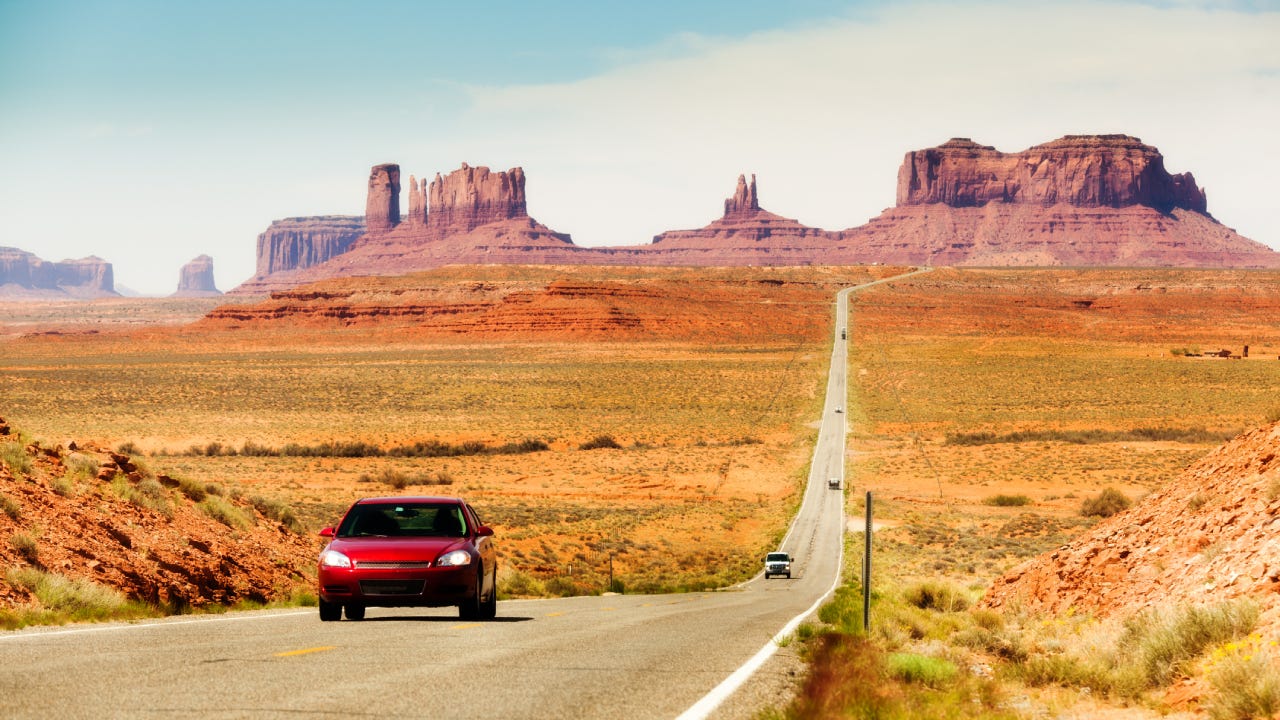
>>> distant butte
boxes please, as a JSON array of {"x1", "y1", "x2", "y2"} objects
[
  {"x1": 231, "y1": 134, "x2": 1280, "y2": 294},
  {"x1": 0, "y1": 246, "x2": 118, "y2": 299},
  {"x1": 173, "y1": 255, "x2": 222, "y2": 297}
]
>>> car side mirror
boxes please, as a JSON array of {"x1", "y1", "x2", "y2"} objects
[
  {"x1": 319, "y1": 527, "x2": 335, "y2": 538},
  {"x1": 475, "y1": 525, "x2": 494, "y2": 537}
]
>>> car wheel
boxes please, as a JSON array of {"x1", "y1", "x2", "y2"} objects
[
  {"x1": 479, "y1": 567, "x2": 497, "y2": 620},
  {"x1": 319, "y1": 599, "x2": 341, "y2": 622},
  {"x1": 344, "y1": 604, "x2": 365, "y2": 621},
  {"x1": 459, "y1": 567, "x2": 483, "y2": 620},
  {"x1": 785, "y1": 572, "x2": 791, "y2": 578}
]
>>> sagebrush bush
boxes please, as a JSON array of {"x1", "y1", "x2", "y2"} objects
[
  {"x1": 579, "y1": 435, "x2": 622, "y2": 451},
  {"x1": 175, "y1": 476, "x2": 207, "y2": 502},
  {"x1": 1121, "y1": 601, "x2": 1260, "y2": 688},
  {"x1": 199, "y1": 496, "x2": 250, "y2": 529},
  {"x1": 886, "y1": 652, "x2": 958, "y2": 688},
  {"x1": 1206, "y1": 638, "x2": 1280, "y2": 720},
  {"x1": 1081, "y1": 487, "x2": 1131, "y2": 518},
  {"x1": 985, "y1": 494, "x2": 1032, "y2": 507},
  {"x1": 6, "y1": 567, "x2": 131, "y2": 618},
  {"x1": 903, "y1": 581, "x2": 971, "y2": 612},
  {"x1": 64, "y1": 453, "x2": 100, "y2": 480},
  {"x1": 0, "y1": 442, "x2": 32, "y2": 474},
  {"x1": 249, "y1": 494, "x2": 306, "y2": 534},
  {"x1": 0, "y1": 493, "x2": 20, "y2": 520},
  {"x1": 9, "y1": 532, "x2": 40, "y2": 564}
]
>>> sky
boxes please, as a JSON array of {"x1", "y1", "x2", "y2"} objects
[{"x1": 2, "y1": 0, "x2": 1278, "y2": 295}]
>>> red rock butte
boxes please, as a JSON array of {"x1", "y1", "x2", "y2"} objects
[{"x1": 230, "y1": 135, "x2": 1280, "y2": 294}]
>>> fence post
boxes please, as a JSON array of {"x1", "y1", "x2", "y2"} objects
[{"x1": 863, "y1": 490, "x2": 872, "y2": 634}]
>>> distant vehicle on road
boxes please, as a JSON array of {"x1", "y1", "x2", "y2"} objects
[
  {"x1": 828, "y1": 476, "x2": 841, "y2": 490},
  {"x1": 841, "y1": 328, "x2": 847, "y2": 339},
  {"x1": 835, "y1": 407, "x2": 843, "y2": 413},
  {"x1": 317, "y1": 496, "x2": 497, "y2": 621},
  {"x1": 764, "y1": 551, "x2": 792, "y2": 579}
]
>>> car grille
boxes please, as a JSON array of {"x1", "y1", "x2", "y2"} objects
[
  {"x1": 359, "y1": 579, "x2": 426, "y2": 596},
  {"x1": 355, "y1": 561, "x2": 433, "y2": 570}
]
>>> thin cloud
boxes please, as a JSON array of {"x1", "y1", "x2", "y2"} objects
[{"x1": 455, "y1": 1, "x2": 1279, "y2": 248}]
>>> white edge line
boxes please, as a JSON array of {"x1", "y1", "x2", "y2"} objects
[
  {"x1": 675, "y1": 525, "x2": 845, "y2": 720},
  {"x1": 0, "y1": 609, "x2": 314, "y2": 642}
]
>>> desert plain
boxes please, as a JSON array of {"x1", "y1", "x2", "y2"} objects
[{"x1": 4, "y1": 263, "x2": 1280, "y2": 716}]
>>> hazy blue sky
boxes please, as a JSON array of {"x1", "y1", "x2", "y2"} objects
[{"x1": 2, "y1": 0, "x2": 1278, "y2": 294}]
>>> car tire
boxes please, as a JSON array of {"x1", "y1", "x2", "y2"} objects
[
  {"x1": 460, "y1": 567, "x2": 484, "y2": 620},
  {"x1": 344, "y1": 604, "x2": 365, "y2": 621},
  {"x1": 319, "y1": 599, "x2": 341, "y2": 622},
  {"x1": 785, "y1": 572, "x2": 791, "y2": 578},
  {"x1": 479, "y1": 568, "x2": 497, "y2": 620}
]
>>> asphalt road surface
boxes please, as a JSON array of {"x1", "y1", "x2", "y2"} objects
[{"x1": 0, "y1": 272, "x2": 924, "y2": 719}]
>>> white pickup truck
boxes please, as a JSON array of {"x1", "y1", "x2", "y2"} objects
[
  {"x1": 764, "y1": 551, "x2": 792, "y2": 579},
  {"x1": 828, "y1": 476, "x2": 841, "y2": 490}
]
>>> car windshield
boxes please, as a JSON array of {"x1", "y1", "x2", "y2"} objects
[
  {"x1": 337, "y1": 503, "x2": 468, "y2": 538},
  {"x1": 767, "y1": 553, "x2": 788, "y2": 562}
]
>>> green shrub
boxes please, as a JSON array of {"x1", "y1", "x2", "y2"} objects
[
  {"x1": 1081, "y1": 487, "x2": 1131, "y2": 518},
  {"x1": 199, "y1": 496, "x2": 251, "y2": 529},
  {"x1": 50, "y1": 477, "x2": 76, "y2": 498},
  {"x1": 114, "y1": 441, "x2": 142, "y2": 456},
  {"x1": 886, "y1": 652, "x2": 958, "y2": 688},
  {"x1": 985, "y1": 494, "x2": 1032, "y2": 507}
]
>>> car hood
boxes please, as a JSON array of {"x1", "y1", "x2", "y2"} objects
[{"x1": 325, "y1": 536, "x2": 467, "y2": 562}]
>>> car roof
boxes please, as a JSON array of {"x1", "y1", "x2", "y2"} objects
[{"x1": 353, "y1": 496, "x2": 466, "y2": 505}]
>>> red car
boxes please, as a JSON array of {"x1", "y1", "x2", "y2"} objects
[{"x1": 317, "y1": 496, "x2": 498, "y2": 621}]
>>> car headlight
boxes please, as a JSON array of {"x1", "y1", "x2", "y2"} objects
[
  {"x1": 436, "y1": 550, "x2": 472, "y2": 567},
  {"x1": 319, "y1": 550, "x2": 352, "y2": 569}
]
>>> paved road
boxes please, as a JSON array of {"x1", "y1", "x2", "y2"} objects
[{"x1": 0, "y1": 272, "x2": 924, "y2": 719}]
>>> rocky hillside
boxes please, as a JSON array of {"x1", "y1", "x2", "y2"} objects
[
  {"x1": 982, "y1": 421, "x2": 1280, "y2": 630},
  {"x1": 0, "y1": 417, "x2": 315, "y2": 610}
]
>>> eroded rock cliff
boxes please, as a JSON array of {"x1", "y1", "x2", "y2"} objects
[{"x1": 896, "y1": 135, "x2": 1208, "y2": 212}]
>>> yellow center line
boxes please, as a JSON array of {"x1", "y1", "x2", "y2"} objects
[
  {"x1": 601, "y1": 607, "x2": 617, "y2": 612},
  {"x1": 544, "y1": 612, "x2": 564, "y2": 617},
  {"x1": 274, "y1": 646, "x2": 336, "y2": 658},
  {"x1": 452, "y1": 623, "x2": 484, "y2": 630}
]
